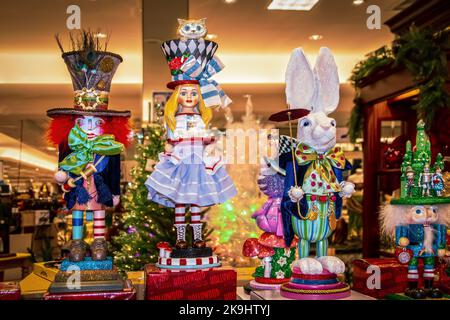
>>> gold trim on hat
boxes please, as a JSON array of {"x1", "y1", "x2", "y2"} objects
[{"x1": 74, "y1": 88, "x2": 109, "y2": 110}]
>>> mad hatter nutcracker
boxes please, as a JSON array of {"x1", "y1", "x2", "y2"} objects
[
  {"x1": 381, "y1": 121, "x2": 450, "y2": 299},
  {"x1": 145, "y1": 18, "x2": 236, "y2": 270},
  {"x1": 47, "y1": 31, "x2": 131, "y2": 264},
  {"x1": 270, "y1": 48, "x2": 355, "y2": 299}
]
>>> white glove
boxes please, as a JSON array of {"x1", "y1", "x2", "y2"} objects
[
  {"x1": 288, "y1": 186, "x2": 304, "y2": 203},
  {"x1": 339, "y1": 181, "x2": 355, "y2": 198}
]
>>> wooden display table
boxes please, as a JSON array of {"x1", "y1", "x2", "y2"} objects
[{"x1": 0, "y1": 253, "x2": 32, "y2": 281}]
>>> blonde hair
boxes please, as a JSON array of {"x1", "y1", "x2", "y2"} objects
[{"x1": 164, "y1": 84, "x2": 212, "y2": 132}]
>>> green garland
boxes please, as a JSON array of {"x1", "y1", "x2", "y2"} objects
[
  {"x1": 348, "y1": 26, "x2": 450, "y2": 142},
  {"x1": 348, "y1": 46, "x2": 394, "y2": 142},
  {"x1": 395, "y1": 26, "x2": 450, "y2": 128}
]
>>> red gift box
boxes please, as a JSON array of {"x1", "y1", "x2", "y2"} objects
[
  {"x1": 352, "y1": 258, "x2": 419, "y2": 299},
  {"x1": 145, "y1": 264, "x2": 236, "y2": 300},
  {"x1": 43, "y1": 279, "x2": 136, "y2": 300},
  {"x1": 0, "y1": 282, "x2": 21, "y2": 300},
  {"x1": 438, "y1": 257, "x2": 450, "y2": 293}
]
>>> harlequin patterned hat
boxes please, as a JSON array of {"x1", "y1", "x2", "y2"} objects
[
  {"x1": 47, "y1": 31, "x2": 131, "y2": 118},
  {"x1": 161, "y1": 39, "x2": 218, "y2": 89},
  {"x1": 160, "y1": 34, "x2": 231, "y2": 109}
]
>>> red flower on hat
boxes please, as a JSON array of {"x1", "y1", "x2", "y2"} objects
[{"x1": 168, "y1": 57, "x2": 184, "y2": 71}]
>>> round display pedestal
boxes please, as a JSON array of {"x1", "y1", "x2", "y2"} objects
[
  {"x1": 156, "y1": 255, "x2": 221, "y2": 270},
  {"x1": 280, "y1": 268, "x2": 350, "y2": 300},
  {"x1": 249, "y1": 277, "x2": 290, "y2": 291}
]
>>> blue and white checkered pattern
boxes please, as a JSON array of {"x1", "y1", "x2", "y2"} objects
[{"x1": 161, "y1": 39, "x2": 231, "y2": 108}]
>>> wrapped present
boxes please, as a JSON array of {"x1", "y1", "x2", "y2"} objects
[
  {"x1": 43, "y1": 279, "x2": 136, "y2": 300},
  {"x1": 438, "y1": 257, "x2": 450, "y2": 294},
  {"x1": 0, "y1": 282, "x2": 21, "y2": 300},
  {"x1": 352, "y1": 258, "x2": 422, "y2": 299},
  {"x1": 145, "y1": 264, "x2": 236, "y2": 300},
  {"x1": 33, "y1": 261, "x2": 59, "y2": 282}
]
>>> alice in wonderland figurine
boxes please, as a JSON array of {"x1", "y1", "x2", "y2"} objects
[
  {"x1": 47, "y1": 31, "x2": 131, "y2": 263},
  {"x1": 145, "y1": 18, "x2": 236, "y2": 269}
]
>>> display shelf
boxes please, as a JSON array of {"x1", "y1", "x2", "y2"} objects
[{"x1": 249, "y1": 289, "x2": 376, "y2": 300}]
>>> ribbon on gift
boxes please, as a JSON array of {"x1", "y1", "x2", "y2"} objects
[
  {"x1": 295, "y1": 143, "x2": 347, "y2": 192},
  {"x1": 180, "y1": 55, "x2": 232, "y2": 108},
  {"x1": 59, "y1": 124, "x2": 124, "y2": 175}
]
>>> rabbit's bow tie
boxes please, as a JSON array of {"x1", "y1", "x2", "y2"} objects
[{"x1": 294, "y1": 144, "x2": 346, "y2": 192}]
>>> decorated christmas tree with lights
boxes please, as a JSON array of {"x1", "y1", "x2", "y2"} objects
[
  {"x1": 206, "y1": 96, "x2": 270, "y2": 267},
  {"x1": 113, "y1": 125, "x2": 176, "y2": 272}
]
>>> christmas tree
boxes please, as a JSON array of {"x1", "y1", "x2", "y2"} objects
[
  {"x1": 206, "y1": 96, "x2": 272, "y2": 267},
  {"x1": 113, "y1": 125, "x2": 175, "y2": 272}
]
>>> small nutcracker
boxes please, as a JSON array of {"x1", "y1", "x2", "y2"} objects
[
  {"x1": 405, "y1": 166, "x2": 415, "y2": 197},
  {"x1": 432, "y1": 167, "x2": 445, "y2": 197},
  {"x1": 419, "y1": 164, "x2": 432, "y2": 197},
  {"x1": 394, "y1": 206, "x2": 447, "y2": 299}
]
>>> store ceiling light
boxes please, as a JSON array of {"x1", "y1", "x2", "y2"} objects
[
  {"x1": 206, "y1": 34, "x2": 218, "y2": 40},
  {"x1": 309, "y1": 34, "x2": 323, "y2": 40},
  {"x1": 268, "y1": 0, "x2": 319, "y2": 11},
  {"x1": 352, "y1": 0, "x2": 364, "y2": 5},
  {"x1": 224, "y1": 0, "x2": 236, "y2": 3},
  {"x1": 94, "y1": 33, "x2": 107, "y2": 39}
]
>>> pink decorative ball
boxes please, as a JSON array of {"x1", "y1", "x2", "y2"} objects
[{"x1": 54, "y1": 170, "x2": 68, "y2": 184}]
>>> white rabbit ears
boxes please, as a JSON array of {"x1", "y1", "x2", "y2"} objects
[{"x1": 285, "y1": 47, "x2": 340, "y2": 115}]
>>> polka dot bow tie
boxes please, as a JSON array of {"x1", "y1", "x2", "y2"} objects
[{"x1": 294, "y1": 143, "x2": 347, "y2": 192}]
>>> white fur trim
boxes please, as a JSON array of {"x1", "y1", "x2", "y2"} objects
[{"x1": 380, "y1": 204, "x2": 450, "y2": 240}]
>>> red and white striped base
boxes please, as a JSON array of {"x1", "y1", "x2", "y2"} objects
[{"x1": 157, "y1": 255, "x2": 221, "y2": 270}]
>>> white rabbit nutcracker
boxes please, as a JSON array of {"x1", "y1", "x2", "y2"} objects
[{"x1": 274, "y1": 48, "x2": 355, "y2": 299}]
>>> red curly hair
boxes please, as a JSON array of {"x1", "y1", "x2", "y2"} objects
[{"x1": 47, "y1": 115, "x2": 132, "y2": 151}]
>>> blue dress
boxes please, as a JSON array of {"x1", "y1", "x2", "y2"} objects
[{"x1": 145, "y1": 114, "x2": 237, "y2": 207}]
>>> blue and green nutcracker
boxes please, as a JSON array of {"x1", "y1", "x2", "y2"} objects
[{"x1": 395, "y1": 205, "x2": 447, "y2": 299}]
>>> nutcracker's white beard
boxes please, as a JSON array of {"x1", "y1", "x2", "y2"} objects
[{"x1": 423, "y1": 225, "x2": 434, "y2": 254}]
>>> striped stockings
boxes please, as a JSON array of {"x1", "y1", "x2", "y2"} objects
[
  {"x1": 93, "y1": 210, "x2": 106, "y2": 239},
  {"x1": 174, "y1": 204, "x2": 203, "y2": 242},
  {"x1": 174, "y1": 204, "x2": 202, "y2": 224},
  {"x1": 71, "y1": 210, "x2": 106, "y2": 240}
]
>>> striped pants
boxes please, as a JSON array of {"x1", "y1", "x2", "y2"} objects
[
  {"x1": 291, "y1": 200, "x2": 333, "y2": 258},
  {"x1": 72, "y1": 210, "x2": 106, "y2": 240},
  {"x1": 408, "y1": 256, "x2": 435, "y2": 281}
]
